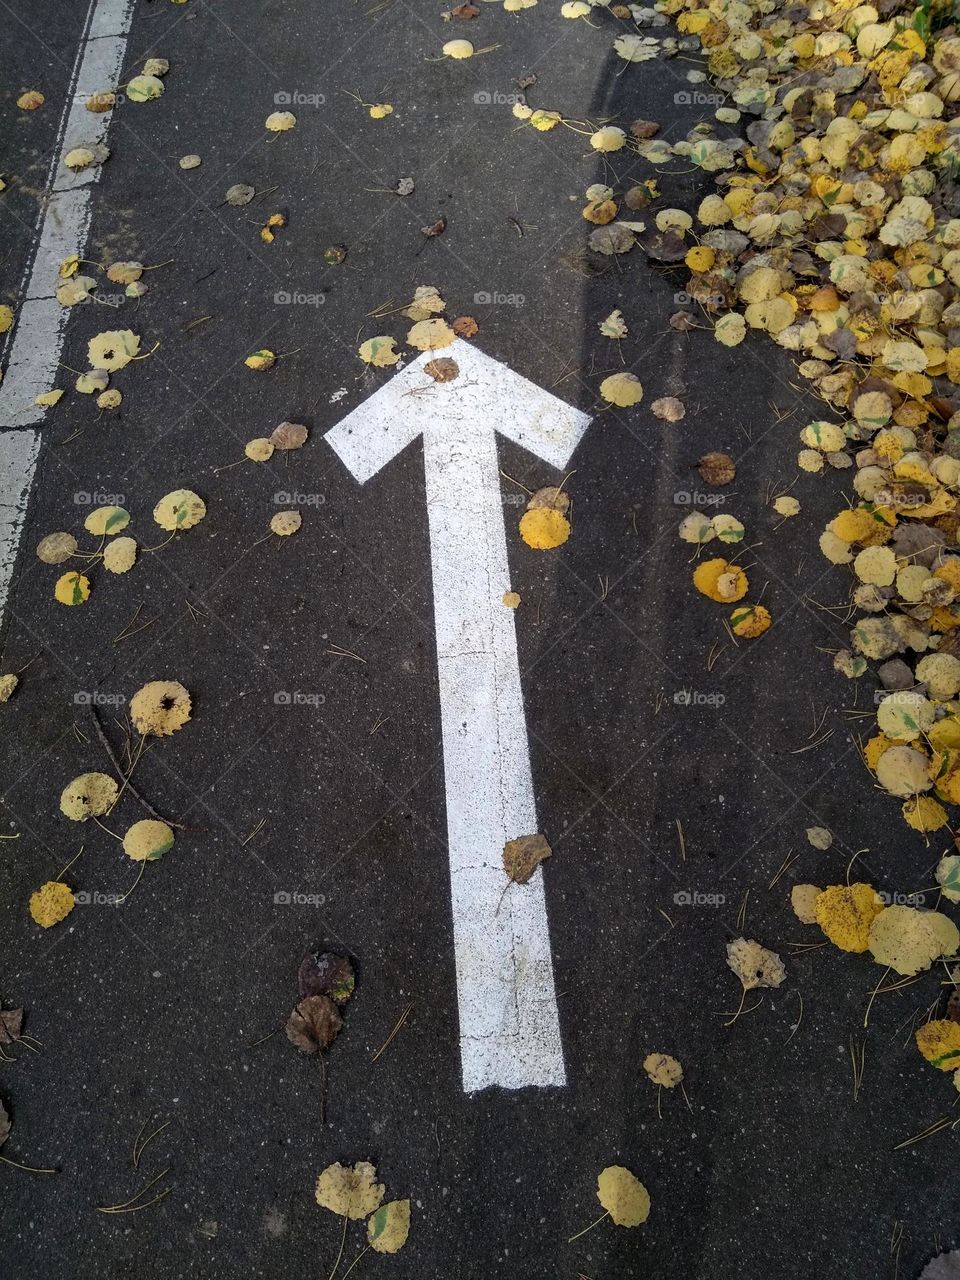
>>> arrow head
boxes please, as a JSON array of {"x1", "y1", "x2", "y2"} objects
[{"x1": 325, "y1": 340, "x2": 591, "y2": 482}]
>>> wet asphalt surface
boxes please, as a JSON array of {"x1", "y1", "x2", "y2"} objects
[{"x1": 0, "y1": 0, "x2": 956, "y2": 1277}]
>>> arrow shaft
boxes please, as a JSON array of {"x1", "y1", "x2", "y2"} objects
[{"x1": 423, "y1": 423, "x2": 565, "y2": 1091}]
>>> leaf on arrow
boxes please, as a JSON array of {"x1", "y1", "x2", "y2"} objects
[
  {"x1": 298, "y1": 951, "x2": 356, "y2": 1004},
  {"x1": 503, "y1": 833, "x2": 552, "y2": 884},
  {"x1": 286, "y1": 995, "x2": 343, "y2": 1053},
  {"x1": 425, "y1": 357, "x2": 459, "y2": 383}
]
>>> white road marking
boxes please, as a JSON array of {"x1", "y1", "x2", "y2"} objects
[
  {"x1": 0, "y1": 431, "x2": 40, "y2": 616},
  {"x1": 326, "y1": 340, "x2": 590, "y2": 1091},
  {"x1": 0, "y1": 0, "x2": 134, "y2": 616},
  {"x1": 0, "y1": 0, "x2": 135, "y2": 426}
]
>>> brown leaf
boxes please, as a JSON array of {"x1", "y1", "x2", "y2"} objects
[
  {"x1": 421, "y1": 217, "x2": 446, "y2": 239},
  {"x1": 298, "y1": 951, "x2": 356, "y2": 1003},
  {"x1": 271, "y1": 421, "x2": 309, "y2": 450},
  {"x1": 286, "y1": 995, "x2": 343, "y2": 1054},
  {"x1": 698, "y1": 451, "x2": 736, "y2": 486},
  {"x1": 451, "y1": 3, "x2": 479, "y2": 15},
  {"x1": 425, "y1": 357, "x2": 459, "y2": 383},
  {"x1": 669, "y1": 310, "x2": 696, "y2": 332},
  {"x1": 503, "y1": 833, "x2": 552, "y2": 885},
  {"x1": 629, "y1": 118, "x2": 660, "y2": 140},
  {"x1": 0, "y1": 1009, "x2": 23, "y2": 1045},
  {"x1": 452, "y1": 315, "x2": 478, "y2": 337},
  {"x1": 527, "y1": 486, "x2": 570, "y2": 515},
  {"x1": 515, "y1": 73, "x2": 537, "y2": 90}
]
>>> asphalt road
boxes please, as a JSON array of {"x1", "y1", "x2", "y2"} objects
[{"x1": 0, "y1": 0, "x2": 954, "y2": 1277}]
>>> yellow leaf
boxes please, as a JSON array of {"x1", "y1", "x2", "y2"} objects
[
  {"x1": 519, "y1": 507, "x2": 570, "y2": 550},
  {"x1": 596, "y1": 1166, "x2": 651, "y2": 1227},
  {"x1": 29, "y1": 881, "x2": 74, "y2": 928},
  {"x1": 316, "y1": 1162, "x2": 384, "y2": 1219},
  {"x1": 367, "y1": 1199, "x2": 411, "y2": 1253},
  {"x1": 245, "y1": 349, "x2": 276, "y2": 371},
  {"x1": 265, "y1": 110, "x2": 296, "y2": 131},
  {"x1": 359, "y1": 336, "x2": 400, "y2": 367},
  {"x1": 600, "y1": 372, "x2": 643, "y2": 407},
  {"x1": 60, "y1": 772, "x2": 119, "y2": 820},
  {"x1": 0, "y1": 305, "x2": 13, "y2": 333},
  {"x1": 153, "y1": 489, "x2": 206, "y2": 531},
  {"x1": 130, "y1": 681, "x2": 192, "y2": 737},
  {"x1": 88, "y1": 329, "x2": 140, "y2": 371},
  {"x1": 868, "y1": 905, "x2": 960, "y2": 975},
  {"x1": 693, "y1": 558, "x2": 747, "y2": 603},
  {"x1": 123, "y1": 819, "x2": 174, "y2": 861},
  {"x1": 642, "y1": 1053, "x2": 682, "y2": 1087},
  {"x1": 916, "y1": 1019, "x2": 960, "y2": 1071},
  {"x1": 443, "y1": 39, "x2": 474, "y2": 58},
  {"x1": 34, "y1": 390, "x2": 63, "y2": 407},
  {"x1": 814, "y1": 883, "x2": 884, "y2": 952},
  {"x1": 730, "y1": 604, "x2": 770, "y2": 637},
  {"x1": 271, "y1": 510, "x2": 302, "y2": 536},
  {"x1": 54, "y1": 572, "x2": 90, "y2": 606}
]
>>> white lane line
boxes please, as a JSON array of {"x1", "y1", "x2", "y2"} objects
[
  {"x1": 0, "y1": 431, "x2": 40, "y2": 615},
  {"x1": 0, "y1": 0, "x2": 135, "y2": 427},
  {"x1": 326, "y1": 340, "x2": 591, "y2": 1091}
]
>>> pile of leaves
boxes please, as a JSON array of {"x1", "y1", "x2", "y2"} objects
[{"x1": 622, "y1": 0, "x2": 960, "y2": 836}]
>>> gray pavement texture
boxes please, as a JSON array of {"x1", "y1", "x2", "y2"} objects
[{"x1": 0, "y1": 0, "x2": 955, "y2": 1278}]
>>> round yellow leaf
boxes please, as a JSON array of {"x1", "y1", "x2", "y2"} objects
[
  {"x1": 596, "y1": 1166, "x2": 651, "y2": 1228},
  {"x1": 367, "y1": 1199, "x2": 411, "y2": 1254},
  {"x1": 37, "y1": 532, "x2": 77, "y2": 564},
  {"x1": 643, "y1": 1053, "x2": 682, "y2": 1087},
  {"x1": 443, "y1": 39, "x2": 474, "y2": 58},
  {"x1": 103, "y1": 536, "x2": 137, "y2": 574},
  {"x1": 123, "y1": 819, "x2": 174, "y2": 861},
  {"x1": 271, "y1": 510, "x2": 302, "y2": 536},
  {"x1": 29, "y1": 881, "x2": 74, "y2": 928},
  {"x1": 153, "y1": 489, "x2": 206, "y2": 531},
  {"x1": 245, "y1": 438, "x2": 275, "y2": 462},
  {"x1": 88, "y1": 329, "x2": 140, "y2": 371},
  {"x1": 265, "y1": 110, "x2": 296, "y2": 131},
  {"x1": 54, "y1": 572, "x2": 90, "y2": 606},
  {"x1": 600, "y1": 372, "x2": 643, "y2": 407},
  {"x1": 519, "y1": 508, "x2": 570, "y2": 550},
  {"x1": 359, "y1": 337, "x2": 400, "y2": 367},
  {"x1": 84, "y1": 506, "x2": 130, "y2": 536},
  {"x1": 60, "y1": 772, "x2": 119, "y2": 821},
  {"x1": 130, "y1": 680, "x2": 192, "y2": 737},
  {"x1": 692, "y1": 558, "x2": 747, "y2": 603},
  {"x1": 814, "y1": 882, "x2": 885, "y2": 953},
  {"x1": 916, "y1": 1019, "x2": 960, "y2": 1071},
  {"x1": 316, "y1": 1162, "x2": 384, "y2": 1220}
]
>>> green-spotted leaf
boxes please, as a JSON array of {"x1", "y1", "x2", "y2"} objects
[
  {"x1": 937, "y1": 855, "x2": 960, "y2": 903},
  {"x1": 367, "y1": 1199, "x2": 410, "y2": 1254}
]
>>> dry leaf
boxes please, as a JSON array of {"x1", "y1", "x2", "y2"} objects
[
  {"x1": 596, "y1": 1166, "x2": 651, "y2": 1227},
  {"x1": 286, "y1": 995, "x2": 343, "y2": 1053},
  {"x1": 726, "y1": 937, "x2": 785, "y2": 990},
  {"x1": 316, "y1": 1162, "x2": 384, "y2": 1220},
  {"x1": 503, "y1": 833, "x2": 552, "y2": 884}
]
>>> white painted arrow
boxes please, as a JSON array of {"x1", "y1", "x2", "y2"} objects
[{"x1": 325, "y1": 339, "x2": 590, "y2": 1092}]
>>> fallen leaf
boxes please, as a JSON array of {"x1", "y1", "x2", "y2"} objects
[
  {"x1": 916, "y1": 1019, "x2": 960, "y2": 1072},
  {"x1": 651, "y1": 396, "x2": 684, "y2": 422},
  {"x1": 123, "y1": 819, "x2": 174, "y2": 861},
  {"x1": 130, "y1": 681, "x2": 192, "y2": 737},
  {"x1": 153, "y1": 489, "x2": 206, "y2": 530},
  {"x1": 815, "y1": 883, "x2": 885, "y2": 952},
  {"x1": 600, "y1": 372, "x2": 643, "y2": 407},
  {"x1": 297, "y1": 952, "x2": 356, "y2": 1004},
  {"x1": 726, "y1": 937, "x2": 786, "y2": 990},
  {"x1": 367, "y1": 1199, "x2": 411, "y2": 1253},
  {"x1": 271, "y1": 511, "x2": 302, "y2": 536},
  {"x1": 519, "y1": 507, "x2": 570, "y2": 550},
  {"x1": 806, "y1": 826, "x2": 832, "y2": 850},
  {"x1": 452, "y1": 316, "x2": 478, "y2": 337},
  {"x1": 359, "y1": 336, "x2": 400, "y2": 367},
  {"x1": 225, "y1": 183, "x2": 255, "y2": 206},
  {"x1": 425, "y1": 357, "x2": 459, "y2": 382},
  {"x1": 271, "y1": 421, "x2": 308, "y2": 450},
  {"x1": 643, "y1": 1053, "x2": 682, "y2": 1088},
  {"x1": 316, "y1": 1162, "x2": 384, "y2": 1219},
  {"x1": 698, "y1": 452, "x2": 735, "y2": 486},
  {"x1": 29, "y1": 881, "x2": 74, "y2": 928},
  {"x1": 596, "y1": 1166, "x2": 650, "y2": 1227},
  {"x1": 503, "y1": 833, "x2": 552, "y2": 884},
  {"x1": 286, "y1": 995, "x2": 343, "y2": 1053},
  {"x1": 599, "y1": 309, "x2": 627, "y2": 339}
]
